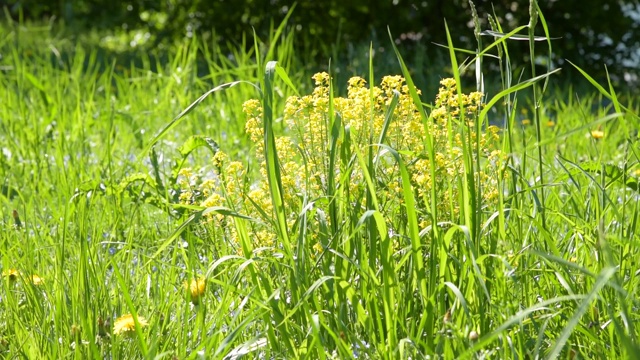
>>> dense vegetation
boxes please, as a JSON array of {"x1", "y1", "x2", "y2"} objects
[
  {"x1": 1, "y1": 1, "x2": 640, "y2": 359},
  {"x1": 5, "y1": 0, "x2": 640, "y2": 85}
]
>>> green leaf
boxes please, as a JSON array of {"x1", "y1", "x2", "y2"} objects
[
  {"x1": 547, "y1": 267, "x2": 617, "y2": 359},
  {"x1": 555, "y1": 158, "x2": 640, "y2": 193},
  {"x1": 117, "y1": 173, "x2": 158, "y2": 193},
  {"x1": 178, "y1": 135, "x2": 219, "y2": 157}
]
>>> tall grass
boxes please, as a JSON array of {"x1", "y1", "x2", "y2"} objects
[{"x1": 1, "y1": 1, "x2": 640, "y2": 359}]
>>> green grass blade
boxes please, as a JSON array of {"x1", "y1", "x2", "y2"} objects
[
  {"x1": 262, "y1": 60, "x2": 292, "y2": 255},
  {"x1": 547, "y1": 267, "x2": 617, "y2": 359},
  {"x1": 140, "y1": 80, "x2": 258, "y2": 157}
]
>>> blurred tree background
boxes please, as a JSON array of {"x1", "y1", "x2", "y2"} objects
[{"x1": 3, "y1": 0, "x2": 639, "y2": 86}]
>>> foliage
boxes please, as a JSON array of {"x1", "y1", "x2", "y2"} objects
[{"x1": 5, "y1": 0, "x2": 640, "y2": 86}]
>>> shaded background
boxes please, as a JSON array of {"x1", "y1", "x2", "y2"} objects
[{"x1": 4, "y1": 0, "x2": 640, "y2": 87}]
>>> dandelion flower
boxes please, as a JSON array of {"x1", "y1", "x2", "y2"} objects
[
  {"x1": 113, "y1": 314, "x2": 148, "y2": 335},
  {"x1": 546, "y1": 120, "x2": 556, "y2": 127},
  {"x1": 185, "y1": 277, "x2": 207, "y2": 304},
  {"x1": 2, "y1": 269, "x2": 20, "y2": 282},
  {"x1": 521, "y1": 119, "x2": 531, "y2": 126},
  {"x1": 29, "y1": 274, "x2": 44, "y2": 285},
  {"x1": 590, "y1": 130, "x2": 604, "y2": 139}
]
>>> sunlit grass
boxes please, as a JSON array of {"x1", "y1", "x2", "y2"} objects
[{"x1": 1, "y1": 4, "x2": 640, "y2": 359}]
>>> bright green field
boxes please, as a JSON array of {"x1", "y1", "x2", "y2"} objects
[{"x1": 1, "y1": 14, "x2": 640, "y2": 360}]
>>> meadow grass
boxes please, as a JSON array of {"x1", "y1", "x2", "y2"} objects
[{"x1": 1, "y1": 5, "x2": 640, "y2": 359}]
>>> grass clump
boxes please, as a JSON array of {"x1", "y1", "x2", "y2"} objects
[{"x1": 169, "y1": 71, "x2": 507, "y2": 270}]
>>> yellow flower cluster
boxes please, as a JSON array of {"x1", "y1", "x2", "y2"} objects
[
  {"x1": 242, "y1": 74, "x2": 506, "y2": 249},
  {"x1": 176, "y1": 73, "x2": 507, "y2": 253},
  {"x1": 411, "y1": 79, "x2": 506, "y2": 224},
  {"x1": 244, "y1": 98, "x2": 304, "y2": 238},
  {"x1": 432, "y1": 78, "x2": 484, "y2": 121},
  {"x1": 175, "y1": 152, "x2": 246, "y2": 248}
]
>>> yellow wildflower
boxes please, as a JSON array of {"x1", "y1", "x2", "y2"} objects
[
  {"x1": 199, "y1": 179, "x2": 216, "y2": 197},
  {"x1": 184, "y1": 277, "x2": 207, "y2": 304},
  {"x1": 178, "y1": 167, "x2": 193, "y2": 179},
  {"x1": 312, "y1": 72, "x2": 330, "y2": 87},
  {"x1": 2, "y1": 269, "x2": 20, "y2": 282},
  {"x1": 440, "y1": 78, "x2": 457, "y2": 89},
  {"x1": 29, "y1": 274, "x2": 44, "y2": 285},
  {"x1": 225, "y1": 161, "x2": 245, "y2": 177},
  {"x1": 589, "y1": 130, "x2": 604, "y2": 139},
  {"x1": 347, "y1": 76, "x2": 366, "y2": 89},
  {"x1": 178, "y1": 190, "x2": 193, "y2": 204},
  {"x1": 113, "y1": 314, "x2": 148, "y2": 335},
  {"x1": 468, "y1": 91, "x2": 484, "y2": 106},
  {"x1": 212, "y1": 151, "x2": 228, "y2": 168}
]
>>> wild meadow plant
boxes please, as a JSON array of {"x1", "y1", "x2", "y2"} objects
[
  {"x1": 162, "y1": 69, "x2": 509, "y2": 358},
  {"x1": 177, "y1": 73, "x2": 507, "y2": 254}
]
